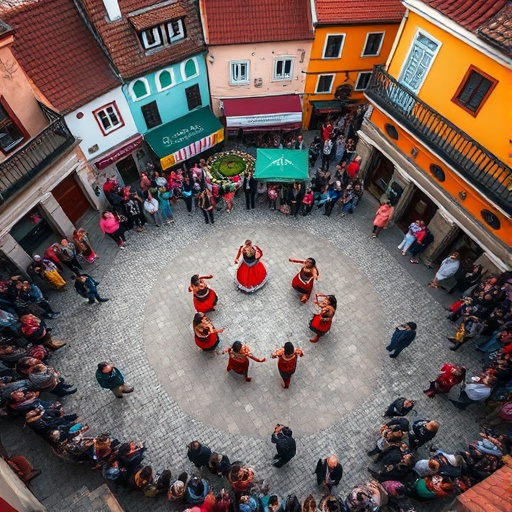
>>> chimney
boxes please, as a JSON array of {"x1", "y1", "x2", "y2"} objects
[{"x1": 102, "y1": 0, "x2": 122, "y2": 22}]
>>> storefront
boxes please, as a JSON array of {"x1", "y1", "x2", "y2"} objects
[{"x1": 144, "y1": 107, "x2": 224, "y2": 170}]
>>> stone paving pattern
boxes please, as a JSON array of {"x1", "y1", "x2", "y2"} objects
[{"x1": 2, "y1": 171, "x2": 487, "y2": 511}]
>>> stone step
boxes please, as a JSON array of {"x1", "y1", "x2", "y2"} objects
[{"x1": 60, "y1": 484, "x2": 124, "y2": 512}]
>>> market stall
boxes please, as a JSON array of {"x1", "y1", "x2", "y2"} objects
[{"x1": 254, "y1": 149, "x2": 309, "y2": 182}]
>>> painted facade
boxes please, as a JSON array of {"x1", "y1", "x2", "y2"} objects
[{"x1": 359, "y1": 0, "x2": 512, "y2": 270}]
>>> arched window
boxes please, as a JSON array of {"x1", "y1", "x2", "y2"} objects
[
  {"x1": 156, "y1": 69, "x2": 175, "y2": 91},
  {"x1": 129, "y1": 78, "x2": 150, "y2": 101},
  {"x1": 182, "y1": 58, "x2": 199, "y2": 80}
]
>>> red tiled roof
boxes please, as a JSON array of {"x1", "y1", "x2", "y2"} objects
[
  {"x1": 315, "y1": 0, "x2": 405, "y2": 24},
  {"x1": 78, "y1": 0, "x2": 206, "y2": 81},
  {"x1": 0, "y1": 0, "x2": 119, "y2": 114},
  {"x1": 128, "y1": 3, "x2": 186, "y2": 31},
  {"x1": 477, "y1": 3, "x2": 512, "y2": 58},
  {"x1": 423, "y1": 0, "x2": 508, "y2": 32},
  {"x1": 201, "y1": 0, "x2": 313, "y2": 45}
]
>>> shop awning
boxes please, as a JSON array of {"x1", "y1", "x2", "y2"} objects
[
  {"x1": 311, "y1": 100, "x2": 344, "y2": 114},
  {"x1": 144, "y1": 107, "x2": 224, "y2": 170},
  {"x1": 94, "y1": 134, "x2": 143, "y2": 170},
  {"x1": 254, "y1": 149, "x2": 309, "y2": 182},
  {"x1": 223, "y1": 95, "x2": 302, "y2": 132}
]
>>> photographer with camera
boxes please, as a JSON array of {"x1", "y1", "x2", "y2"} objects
[{"x1": 271, "y1": 424, "x2": 296, "y2": 468}]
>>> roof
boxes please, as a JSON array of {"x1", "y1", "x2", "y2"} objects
[
  {"x1": 0, "y1": 0, "x2": 119, "y2": 114},
  {"x1": 478, "y1": 3, "x2": 512, "y2": 58},
  {"x1": 423, "y1": 0, "x2": 508, "y2": 32},
  {"x1": 201, "y1": 0, "x2": 313, "y2": 45},
  {"x1": 315, "y1": 0, "x2": 405, "y2": 24},
  {"x1": 78, "y1": 0, "x2": 206, "y2": 81}
]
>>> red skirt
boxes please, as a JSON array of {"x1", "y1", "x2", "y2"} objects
[
  {"x1": 227, "y1": 356, "x2": 249, "y2": 375},
  {"x1": 193, "y1": 288, "x2": 218, "y2": 312},
  {"x1": 292, "y1": 272, "x2": 314, "y2": 296},
  {"x1": 235, "y1": 261, "x2": 268, "y2": 293},
  {"x1": 309, "y1": 314, "x2": 332, "y2": 335},
  {"x1": 195, "y1": 333, "x2": 220, "y2": 351}
]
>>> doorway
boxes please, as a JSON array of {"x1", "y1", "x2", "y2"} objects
[
  {"x1": 52, "y1": 173, "x2": 91, "y2": 224},
  {"x1": 365, "y1": 150, "x2": 394, "y2": 200},
  {"x1": 116, "y1": 155, "x2": 140, "y2": 186},
  {"x1": 10, "y1": 207, "x2": 54, "y2": 256},
  {"x1": 398, "y1": 186, "x2": 438, "y2": 230}
]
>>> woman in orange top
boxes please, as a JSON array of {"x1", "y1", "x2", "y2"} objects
[
  {"x1": 289, "y1": 257, "x2": 319, "y2": 303},
  {"x1": 223, "y1": 341, "x2": 265, "y2": 382},
  {"x1": 271, "y1": 341, "x2": 304, "y2": 388},
  {"x1": 188, "y1": 274, "x2": 218, "y2": 312},
  {"x1": 309, "y1": 294, "x2": 337, "y2": 343},
  {"x1": 193, "y1": 313, "x2": 223, "y2": 352}
]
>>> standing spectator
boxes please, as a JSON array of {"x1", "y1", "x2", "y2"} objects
[
  {"x1": 271, "y1": 424, "x2": 296, "y2": 468},
  {"x1": 28, "y1": 364, "x2": 77, "y2": 397},
  {"x1": 72, "y1": 228, "x2": 97, "y2": 263},
  {"x1": 321, "y1": 137, "x2": 334, "y2": 170},
  {"x1": 346, "y1": 155, "x2": 362, "y2": 181},
  {"x1": 44, "y1": 243, "x2": 65, "y2": 272},
  {"x1": 398, "y1": 220, "x2": 424, "y2": 256},
  {"x1": 73, "y1": 274, "x2": 109, "y2": 304},
  {"x1": 157, "y1": 187, "x2": 175, "y2": 224},
  {"x1": 18, "y1": 281, "x2": 60, "y2": 319},
  {"x1": 99, "y1": 212, "x2": 127, "y2": 249},
  {"x1": 181, "y1": 174, "x2": 194, "y2": 215},
  {"x1": 300, "y1": 188, "x2": 314, "y2": 216},
  {"x1": 56, "y1": 239, "x2": 83, "y2": 274},
  {"x1": 314, "y1": 455, "x2": 343, "y2": 493},
  {"x1": 198, "y1": 188, "x2": 215, "y2": 225},
  {"x1": 289, "y1": 183, "x2": 304, "y2": 218},
  {"x1": 208, "y1": 452, "x2": 231, "y2": 477},
  {"x1": 123, "y1": 191, "x2": 146, "y2": 232},
  {"x1": 321, "y1": 122, "x2": 332, "y2": 141},
  {"x1": 429, "y1": 252, "x2": 461, "y2": 289},
  {"x1": 187, "y1": 440, "x2": 212, "y2": 469},
  {"x1": 383, "y1": 397, "x2": 415, "y2": 417},
  {"x1": 409, "y1": 420, "x2": 439, "y2": 449},
  {"x1": 144, "y1": 192, "x2": 164, "y2": 227},
  {"x1": 335, "y1": 135, "x2": 346, "y2": 162},
  {"x1": 409, "y1": 228, "x2": 434, "y2": 264},
  {"x1": 372, "y1": 200, "x2": 394, "y2": 238},
  {"x1": 243, "y1": 171, "x2": 257, "y2": 210},
  {"x1": 27, "y1": 256, "x2": 66, "y2": 290},
  {"x1": 95, "y1": 362, "x2": 133, "y2": 398},
  {"x1": 386, "y1": 322, "x2": 417, "y2": 358}
]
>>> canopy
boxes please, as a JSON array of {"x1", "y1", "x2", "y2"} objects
[
  {"x1": 254, "y1": 149, "x2": 309, "y2": 182},
  {"x1": 144, "y1": 107, "x2": 224, "y2": 170}
]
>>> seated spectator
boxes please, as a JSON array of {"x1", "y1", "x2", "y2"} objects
[{"x1": 28, "y1": 364, "x2": 77, "y2": 397}]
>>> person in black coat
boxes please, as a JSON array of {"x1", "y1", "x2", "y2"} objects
[
  {"x1": 243, "y1": 171, "x2": 257, "y2": 210},
  {"x1": 271, "y1": 424, "x2": 296, "y2": 468},
  {"x1": 208, "y1": 452, "x2": 231, "y2": 477},
  {"x1": 386, "y1": 322, "x2": 417, "y2": 358},
  {"x1": 314, "y1": 455, "x2": 343, "y2": 492},
  {"x1": 383, "y1": 397, "x2": 415, "y2": 417},
  {"x1": 187, "y1": 440, "x2": 212, "y2": 468},
  {"x1": 409, "y1": 420, "x2": 439, "y2": 449}
]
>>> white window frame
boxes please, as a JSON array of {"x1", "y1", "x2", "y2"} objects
[
  {"x1": 273, "y1": 57, "x2": 294, "y2": 81},
  {"x1": 167, "y1": 19, "x2": 185, "y2": 43},
  {"x1": 315, "y1": 74, "x2": 335, "y2": 94},
  {"x1": 361, "y1": 32, "x2": 385, "y2": 57},
  {"x1": 354, "y1": 72, "x2": 373, "y2": 91},
  {"x1": 322, "y1": 33, "x2": 345, "y2": 59},
  {"x1": 155, "y1": 68, "x2": 176, "y2": 92},
  {"x1": 93, "y1": 102, "x2": 124, "y2": 135},
  {"x1": 141, "y1": 27, "x2": 163, "y2": 50},
  {"x1": 180, "y1": 57, "x2": 200, "y2": 81},
  {"x1": 128, "y1": 77, "x2": 151, "y2": 102},
  {"x1": 229, "y1": 60, "x2": 250, "y2": 85}
]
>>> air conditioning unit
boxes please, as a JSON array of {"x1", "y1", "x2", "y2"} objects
[{"x1": 254, "y1": 78, "x2": 263, "y2": 88}]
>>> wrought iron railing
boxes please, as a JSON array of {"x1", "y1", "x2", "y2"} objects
[
  {"x1": 365, "y1": 66, "x2": 512, "y2": 215},
  {"x1": 0, "y1": 103, "x2": 76, "y2": 203}
]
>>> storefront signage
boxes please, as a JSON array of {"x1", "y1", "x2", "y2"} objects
[
  {"x1": 94, "y1": 134, "x2": 143, "y2": 170},
  {"x1": 162, "y1": 124, "x2": 205, "y2": 147},
  {"x1": 226, "y1": 112, "x2": 302, "y2": 128}
]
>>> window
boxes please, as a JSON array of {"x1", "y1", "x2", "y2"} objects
[
  {"x1": 452, "y1": 66, "x2": 497, "y2": 116},
  {"x1": 141, "y1": 101, "x2": 162, "y2": 129},
  {"x1": 185, "y1": 84, "x2": 202, "y2": 111},
  {"x1": 273, "y1": 58, "x2": 293, "y2": 81},
  {"x1": 183, "y1": 59, "x2": 198, "y2": 79},
  {"x1": 93, "y1": 102, "x2": 124, "y2": 135},
  {"x1": 315, "y1": 74, "x2": 334, "y2": 93},
  {"x1": 129, "y1": 78, "x2": 151, "y2": 101},
  {"x1": 362, "y1": 32, "x2": 384, "y2": 57},
  {"x1": 167, "y1": 19, "x2": 185, "y2": 43},
  {"x1": 0, "y1": 100, "x2": 27, "y2": 154},
  {"x1": 229, "y1": 61, "x2": 249, "y2": 84},
  {"x1": 323, "y1": 35, "x2": 345, "y2": 59},
  {"x1": 156, "y1": 69, "x2": 175, "y2": 91},
  {"x1": 355, "y1": 72, "x2": 372, "y2": 90},
  {"x1": 141, "y1": 27, "x2": 163, "y2": 50}
]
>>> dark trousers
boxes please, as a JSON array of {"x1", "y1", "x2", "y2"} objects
[
  {"x1": 202, "y1": 209, "x2": 214, "y2": 224},
  {"x1": 51, "y1": 379, "x2": 75, "y2": 397},
  {"x1": 245, "y1": 191, "x2": 256, "y2": 209},
  {"x1": 373, "y1": 225, "x2": 383, "y2": 235},
  {"x1": 273, "y1": 454, "x2": 294, "y2": 468},
  {"x1": 183, "y1": 196, "x2": 193, "y2": 213},
  {"x1": 62, "y1": 258, "x2": 83, "y2": 273}
]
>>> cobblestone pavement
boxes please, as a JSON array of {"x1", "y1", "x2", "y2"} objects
[{"x1": 2, "y1": 186, "x2": 486, "y2": 511}]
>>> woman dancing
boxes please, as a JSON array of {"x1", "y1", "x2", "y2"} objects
[
  {"x1": 289, "y1": 257, "x2": 318, "y2": 303},
  {"x1": 188, "y1": 274, "x2": 218, "y2": 312},
  {"x1": 271, "y1": 342, "x2": 304, "y2": 388},
  {"x1": 192, "y1": 313, "x2": 223, "y2": 352},
  {"x1": 309, "y1": 294, "x2": 337, "y2": 343},
  {"x1": 223, "y1": 341, "x2": 265, "y2": 382},
  {"x1": 234, "y1": 240, "x2": 268, "y2": 293}
]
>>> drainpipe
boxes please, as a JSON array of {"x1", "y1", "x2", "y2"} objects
[{"x1": 385, "y1": 8, "x2": 409, "y2": 71}]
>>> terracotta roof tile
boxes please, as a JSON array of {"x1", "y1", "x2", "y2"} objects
[
  {"x1": 423, "y1": 0, "x2": 508, "y2": 32},
  {"x1": 78, "y1": 0, "x2": 206, "y2": 81},
  {"x1": 201, "y1": 0, "x2": 313, "y2": 45},
  {"x1": 0, "y1": 0, "x2": 120, "y2": 114},
  {"x1": 478, "y1": 4, "x2": 512, "y2": 58},
  {"x1": 315, "y1": 0, "x2": 405, "y2": 24},
  {"x1": 128, "y1": 3, "x2": 186, "y2": 31}
]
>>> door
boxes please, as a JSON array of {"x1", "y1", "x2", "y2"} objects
[
  {"x1": 52, "y1": 173, "x2": 91, "y2": 224},
  {"x1": 116, "y1": 155, "x2": 140, "y2": 187},
  {"x1": 398, "y1": 186, "x2": 438, "y2": 231},
  {"x1": 365, "y1": 150, "x2": 394, "y2": 200}
]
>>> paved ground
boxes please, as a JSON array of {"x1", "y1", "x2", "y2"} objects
[{"x1": 2, "y1": 155, "x2": 488, "y2": 511}]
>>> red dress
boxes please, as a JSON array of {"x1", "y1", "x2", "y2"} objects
[
  {"x1": 226, "y1": 346, "x2": 251, "y2": 374},
  {"x1": 292, "y1": 270, "x2": 314, "y2": 297},
  {"x1": 310, "y1": 314, "x2": 333, "y2": 335},
  {"x1": 194, "y1": 327, "x2": 219, "y2": 351},
  {"x1": 193, "y1": 286, "x2": 218, "y2": 313},
  {"x1": 235, "y1": 247, "x2": 268, "y2": 293}
]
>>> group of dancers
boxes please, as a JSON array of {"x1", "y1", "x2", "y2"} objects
[{"x1": 188, "y1": 241, "x2": 337, "y2": 387}]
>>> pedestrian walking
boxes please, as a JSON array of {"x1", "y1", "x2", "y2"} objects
[
  {"x1": 271, "y1": 424, "x2": 296, "y2": 468},
  {"x1": 314, "y1": 455, "x2": 343, "y2": 493},
  {"x1": 372, "y1": 200, "x2": 394, "y2": 237},
  {"x1": 73, "y1": 274, "x2": 109, "y2": 304},
  {"x1": 95, "y1": 362, "x2": 133, "y2": 398},
  {"x1": 56, "y1": 239, "x2": 83, "y2": 274},
  {"x1": 386, "y1": 322, "x2": 417, "y2": 358}
]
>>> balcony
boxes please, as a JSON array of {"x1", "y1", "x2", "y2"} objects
[
  {"x1": 365, "y1": 66, "x2": 512, "y2": 216},
  {"x1": 0, "y1": 103, "x2": 76, "y2": 204}
]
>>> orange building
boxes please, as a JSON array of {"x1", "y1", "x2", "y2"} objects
[
  {"x1": 358, "y1": 0, "x2": 512, "y2": 271},
  {"x1": 302, "y1": 0, "x2": 405, "y2": 130}
]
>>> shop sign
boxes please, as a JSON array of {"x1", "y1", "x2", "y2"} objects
[
  {"x1": 94, "y1": 134, "x2": 143, "y2": 170},
  {"x1": 162, "y1": 124, "x2": 205, "y2": 147},
  {"x1": 226, "y1": 112, "x2": 302, "y2": 128}
]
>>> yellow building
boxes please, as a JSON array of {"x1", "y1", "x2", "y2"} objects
[
  {"x1": 303, "y1": 0, "x2": 405, "y2": 130},
  {"x1": 359, "y1": 0, "x2": 512, "y2": 271}
]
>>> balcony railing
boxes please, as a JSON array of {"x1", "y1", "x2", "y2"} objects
[
  {"x1": 0, "y1": 103, "x2": 76, "y2": 203},
  {"x1": 365, "y1": 66, "x2": 512, "y2": 215}
]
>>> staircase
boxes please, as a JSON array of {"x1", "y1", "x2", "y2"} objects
[{"x1": 58, "y1": 485, "x2": 124, "y2": 512}]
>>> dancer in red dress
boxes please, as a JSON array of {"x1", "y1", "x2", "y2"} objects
[
  {"x1": 271, "y1": 342, "x2": 304, "y2": 388},
  {"x1": 193, "y1": 312, "x2": 223, "y2": 351},
  {"x1": 289, "y1": 257, "x2": 318, "y2": 303},
  {"x1": 223, "y1": 341, "x2": 265, "y2": 382},
  {"x1": 234, "y1": 240, "x2": 268, "y2": 293},
  {"x1": 309, "y1": 293, "x2": 337, "y2": 343},
  {"x1": 188, "y1": 274, "x2": 218, "y2": 312}
]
